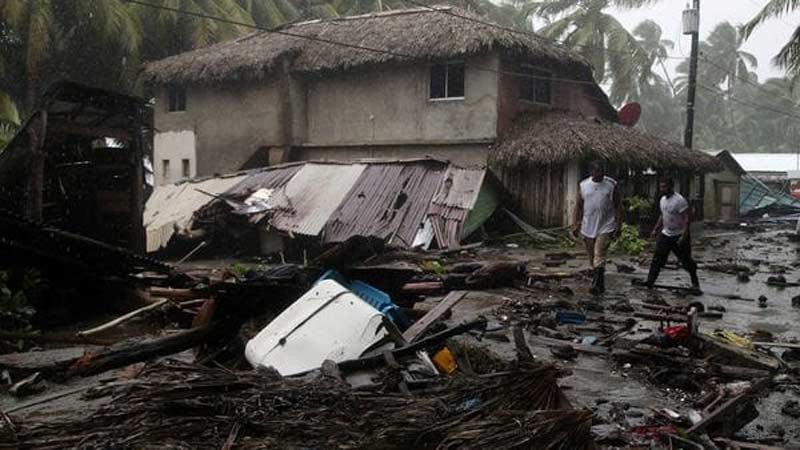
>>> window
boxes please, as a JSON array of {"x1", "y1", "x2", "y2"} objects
[
  {"x1": 168, "y1": 85, "x2": 187, "y2": 112},
  {"x1": 519, "y1": 65, "x2": 552, "y2": 104},
  {"x1": 182, "y1": 159, "x2": 191, "y2": 178},
  {"x1": 162, "y1": 159, "x2": 170, "y2": 179},
  {"x1": 430, "y1": 63, "x2": 465, "y2": 99}
]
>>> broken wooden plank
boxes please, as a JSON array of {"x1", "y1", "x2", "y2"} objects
[
  {"x1": 400, "y1": 281, "x2": 444, "y2": 295},
  {"x1": 402, "y1": 291, "x2": 467, "y2": 343},
  {"x1": 687, "y1": 378, "x2": 770, "y2": 436},
  {"x1": 67, "y1": 324, "x2": 225, "y2": 378},
  {"x1": 77, "y1": 299, "x2": 169, "y2": 337},
  {"x1": 698, "y1": 334, "x2": 782, "y2": 372}
]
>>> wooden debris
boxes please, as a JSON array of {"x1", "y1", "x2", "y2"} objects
[
  {"x1": 67, "y1": 324, "x2": 226, "y2": 378},
  {"x1": 402, "y1": 291, "x2": 467, "y2": 343},
  {"x1": 77, "y1": 299, "x2": 170, "y2": 337}
]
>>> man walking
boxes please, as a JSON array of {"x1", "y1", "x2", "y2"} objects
[
  {"x1": 645, "y1": 178, "x2": 701, "y2": 292},
  {"x1": 572, "y1": 161, "x2": 623, "y2": 295}
]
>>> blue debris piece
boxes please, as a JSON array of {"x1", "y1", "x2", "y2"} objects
[{"x1": 316, "y1": 269, "x2": 411, "y2": 329}]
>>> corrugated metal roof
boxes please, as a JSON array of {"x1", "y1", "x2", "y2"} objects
[
  {"x1": 725, "y1": 153, "x2": 800, "y2": 175},
  {"x1": 226, "y1": 164, "x2": 304, "y2": 197},
  {"x1": 270, "y1": 163, "x2": 366, "y2": 236},
  {"x1": 144, "y1": 174, "x2": 248, "y2": 252},
  {"x1": 144, "y1": 160, "x2": 494, "y2": 252},
  {"x1": 431, "y1": 167, "x2": 486, "y2": 209},
  {"x1": 323, "y1": 160, "x2": 446, "y2": 246}
]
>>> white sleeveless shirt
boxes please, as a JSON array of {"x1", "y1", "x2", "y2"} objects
[{"x1": 579, "y1": 176, "x2": 617, "y2": 239}]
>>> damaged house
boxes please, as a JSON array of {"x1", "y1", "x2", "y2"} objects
[{"x1": 143, "y1": 6, "x2": 719, "y2": 235}]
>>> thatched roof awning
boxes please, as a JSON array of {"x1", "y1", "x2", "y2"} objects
[
  {"x1": 490, "y1": 111, "x2": 723, "y2": 173},
  {"x1": 142, "y1": 7, "x2": 590, "y2": 85}
]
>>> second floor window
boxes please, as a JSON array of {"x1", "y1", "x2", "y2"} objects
[
  {"x1": 519, "y1": 66, "x2": 552, "y2": 105},
  {"x1": 430, "y1": 63, "x2": 465, "y2": 100},
  {"x1": 168, "y1": 85, "x2": 187, "y2": 112}
]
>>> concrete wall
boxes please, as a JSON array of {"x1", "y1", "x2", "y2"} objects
[
  {"x1": 154, "y1": 80, "x2": 284, "y2": 179},
  {"x1": 153, "y1": 130, "x2": 197, "y2": 185},
  {"x1": 152, "y1": 52, "x2": 613, "y2": 180},
  {"x1": 304, "y1": 54, "x2": 499, "y2": 145}
]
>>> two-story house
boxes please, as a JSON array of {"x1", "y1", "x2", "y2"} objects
[{"x1": 143, "y1": 6, "x2": 720, "y2": 227}]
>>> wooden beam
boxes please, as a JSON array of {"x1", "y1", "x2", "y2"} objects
[{"x1": 402, "y1": 291, "x2": 467, "y2": 343}]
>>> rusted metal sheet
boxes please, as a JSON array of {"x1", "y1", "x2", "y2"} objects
[
  {"x1": 323, "y1": 160, "x2": 446, "y2": 246},
  {"x1": 428, "y1": 204, "x2": 469, "y2": 249},
  {"x1": 270, "y1": 163, "x2": 366, "y2": 237},
  {"x1": 226, "y1": 164, "x2": 303, "y2": 198}
]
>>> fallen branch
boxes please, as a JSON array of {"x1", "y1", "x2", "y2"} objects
[{"x1": 77, "y1": 299, "x2": 170, "y2": 337}]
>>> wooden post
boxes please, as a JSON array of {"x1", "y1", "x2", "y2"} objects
[{"x1": 26, "y1": 111, "x2": 48, "y2": 222}]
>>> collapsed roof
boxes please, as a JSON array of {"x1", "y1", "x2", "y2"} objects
[{"x1": 144, "y1": 159, "x2": 498, "y2": 252}]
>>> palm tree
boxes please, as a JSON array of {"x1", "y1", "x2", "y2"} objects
[
  {"x1": 0, "y1": 0, "x2": 141, "y2": 110},
  {"x1": 743, "y1": 0, "x2": 800, "y2": 77},
  {"x1": 701, "y1": 22, "x2": 757, "y2": 93},
  {"x1": 633, "y1": 20, "x2": 674, "y2": 93},
  {"x1": 527, "y1": 0, "x2": 661, "y2": 104}
]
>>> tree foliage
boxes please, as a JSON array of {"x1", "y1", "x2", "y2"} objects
[{"x1": 0, "y1": 0, "x2": 799, "y2": 154}]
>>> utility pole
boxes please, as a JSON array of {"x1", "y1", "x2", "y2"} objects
[{"x1": 683, "y1": 0, "x2": 700, "y2": 149}]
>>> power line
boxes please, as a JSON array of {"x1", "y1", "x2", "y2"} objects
[
  {"x1": 697, "y1": 83, "x2": 800, "y2": 121},
  {"x1": 124, "y1": 0, "x2": 623, "y2": 111},
  {"x1": 406, "y1": 0, "x2": 800, "y2": 115}
]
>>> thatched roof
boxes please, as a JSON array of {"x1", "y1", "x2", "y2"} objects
[
  {"x1": 490, "y1": 111, "x2": 723, "y2": 172},
  {"x1": 142, "y1": 6, "x2": 591, "y2": 85}
]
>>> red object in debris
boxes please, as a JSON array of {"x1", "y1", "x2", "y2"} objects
[
  {"x1": 791, "y1": 182, "x2": 800, "y2": 200},
  {"x1": 630, "y1": 425, "x2": 678, "y2": 439},
  {"x1": 664, "y1": 325, "x2": 690, "y2": 344},
  {"x1": 618, "y1": 103, "x2": 642, "y2": 127}
]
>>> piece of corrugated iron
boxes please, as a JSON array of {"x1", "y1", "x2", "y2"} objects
[
  {"x1": 431, "y1": 167, "x2": 486, "y2": 209},
  {"x1": 322, "y1": 160, "x2": 446, "y2": 246},
  {"x1": 269, "y1": 163, "x2": 367, "y2": 237},
  {"x1": 225, "y1": 164, "x2": 303, "y2": 197}
]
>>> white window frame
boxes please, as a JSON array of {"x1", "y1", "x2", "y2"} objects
[{"x1": 429, "y1": 61, "x2": 466, "y2": 102}]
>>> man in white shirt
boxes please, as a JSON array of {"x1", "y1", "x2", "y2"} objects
[
  {"x1": 645, "y1": 177, "x2": 700, "y2": 291},
  {"x1": 572, "y1": 161, "x2": 623, "y2": 295}
]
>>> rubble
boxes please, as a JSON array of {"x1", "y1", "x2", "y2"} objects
[{"x1": 2, "y1": 207, "x2": 800, "y2": 448}]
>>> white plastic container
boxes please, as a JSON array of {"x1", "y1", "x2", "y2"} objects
[{"x1": 245, "y1": 279, "x2": 393, "y2": 376}]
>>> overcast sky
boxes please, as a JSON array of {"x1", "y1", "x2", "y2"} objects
[{"x1": 609, "y1": 0, "x2": 800, "y2": 81}]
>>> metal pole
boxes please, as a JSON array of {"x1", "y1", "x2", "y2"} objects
[{"x1": 684, "y1": 0, "x2": 700, "y2": 150}]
